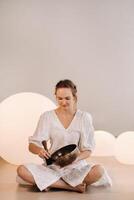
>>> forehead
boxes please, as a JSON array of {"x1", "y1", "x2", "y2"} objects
[{"x1": 56, "y1": 88, "x2": 73, "y2": 97}]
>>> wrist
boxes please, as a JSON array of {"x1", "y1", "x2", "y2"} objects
[{"x1": 75, "y1": 156, "x2": 81, "y2": 162}]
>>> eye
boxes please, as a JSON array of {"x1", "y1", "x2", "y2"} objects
[{"x1": 66, "y1": 97, "x2": 70, "y2": 100}]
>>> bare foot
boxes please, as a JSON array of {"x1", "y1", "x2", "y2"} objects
[
  {"x1": 43, "y1": 187, "x2": 50, "y2": 192},
  {"x1": 75, "y1": 183, "x2": 87, "y2": 193}
]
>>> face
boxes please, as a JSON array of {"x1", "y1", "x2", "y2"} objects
[{"x1": 55, "y1": 88, "x2": 76, "y2": 110}]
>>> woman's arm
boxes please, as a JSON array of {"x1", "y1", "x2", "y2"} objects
[
  {"x1": 29, "y1": 143, "x2": 50, "y2": 159},
  {"x1": 76, "y1": 150, "x2": 92, "y2": 162}
]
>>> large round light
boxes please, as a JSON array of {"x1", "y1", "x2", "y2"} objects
[
  {"x1": 0, "y1": 92, "x2": 56, "y2": 165},
  {"x1": 115, "y1": 132, "x2": 134, "y2": 165},
  {"x1": 92, "y1": 130, "x2": 116, "y2": 156}
]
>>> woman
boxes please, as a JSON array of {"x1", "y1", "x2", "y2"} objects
[{"x1": 17, "y1": 79, "x2": 112, "y2": 192}]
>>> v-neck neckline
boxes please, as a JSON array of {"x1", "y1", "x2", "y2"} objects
[{"x1": 53, "y1": 109, "x2": 78, "y2": 130}]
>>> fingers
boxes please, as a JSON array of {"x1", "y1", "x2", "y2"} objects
[{"x1": 38, "y1": 149, "x2": 51, "y2": 159}]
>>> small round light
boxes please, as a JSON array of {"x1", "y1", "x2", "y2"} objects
[
  {"x1": 115, "y1": 131, "x2": 134, "y2": 165},
  {"x1": 92, "y1": 130, "x2": 116, "y2": 156}
]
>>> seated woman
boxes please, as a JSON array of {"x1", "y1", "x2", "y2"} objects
[{"x1": 17, "y1": 79, "x2": 112, "y2": 193}]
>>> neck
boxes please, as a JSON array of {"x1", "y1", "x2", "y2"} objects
[{"x1": 57, "y1": 107, "x2": 77, "y2": 115}]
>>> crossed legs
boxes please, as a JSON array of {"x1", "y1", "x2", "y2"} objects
[{"x1": 17, "y1": 164, "x2": 104, "y2": 192}]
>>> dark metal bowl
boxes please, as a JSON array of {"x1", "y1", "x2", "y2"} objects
[{"x1": 46, "y1": 144, "x2": 78, "y2": 167}]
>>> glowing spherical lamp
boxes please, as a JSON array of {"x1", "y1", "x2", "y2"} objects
[
  {"x1": 115, "y1": 131, "x2": 134, "y2": 165},
  {"x1": 0, "y1": 92, "x2": 56, "y2": 165},
  {"x1": 92, "y1": 130, "x2": 116, "y2": 156}
]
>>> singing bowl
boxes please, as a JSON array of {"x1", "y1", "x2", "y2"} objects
[{"x1": 46, "y1": 144, "x2": 78, "y2": 167}]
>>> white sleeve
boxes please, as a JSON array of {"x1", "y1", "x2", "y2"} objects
[
  {"x1": 28, "y1": 112, "x2": 50, "y2": 147},
  {"x1": 78, "y1": 112, "x2": 95, "y2": 152}
]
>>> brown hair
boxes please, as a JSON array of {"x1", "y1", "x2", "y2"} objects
[{"x1": 55, "y1": 79, "x2": 77, "y2": 100}]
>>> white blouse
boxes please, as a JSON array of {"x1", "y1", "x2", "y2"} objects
[{"x1": 29, "y1": 109, "x2": 95, "y2": 154}]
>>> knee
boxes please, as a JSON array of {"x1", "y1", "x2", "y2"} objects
[
  {"x1": 17, "y1": 165, "x2": 25, "y2": 177},
  {"x1": 92, "y1": 164, "x2": 104, "y2": 178}
]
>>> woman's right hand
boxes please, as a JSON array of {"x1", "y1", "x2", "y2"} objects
[{"x1": 38, "y1": 148, "x2": 51, "y2": 159}]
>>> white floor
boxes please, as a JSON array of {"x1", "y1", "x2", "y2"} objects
[{"x1": 0, "y1": 156, "x2": 134, "y2": 200}]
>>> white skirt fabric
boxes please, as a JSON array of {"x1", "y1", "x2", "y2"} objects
[{"x1": 17, "y1": 160, "x2": 112, "y2": 191}]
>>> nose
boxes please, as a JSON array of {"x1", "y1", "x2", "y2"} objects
[{"x1": 62, "y1": 99, "x2": 67, "y2": 105}]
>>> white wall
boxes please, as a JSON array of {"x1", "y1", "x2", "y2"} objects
[{"x1": 0, "y1": 0, "x2": 134, "y2": 136}]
